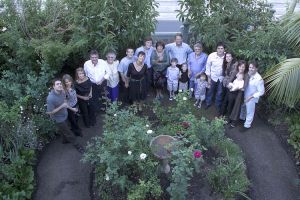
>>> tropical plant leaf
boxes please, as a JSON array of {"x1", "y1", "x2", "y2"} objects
[
  {"x1": 264, "y1": 58, "x2": 300, "y2": 107},
  {"x1": 281, "y1": 12, "x2": 300, "y2": 51}
]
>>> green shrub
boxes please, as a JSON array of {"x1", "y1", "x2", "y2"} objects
[
  {"x1": 177, "y1": 0, "x2": 294, "y2": 73},
  {"x1": 287, "y1": 114, "x2": 300, "y2": 160},
  {"x1": 0, "y1": 148, "x2": 35, "y2": 200}
]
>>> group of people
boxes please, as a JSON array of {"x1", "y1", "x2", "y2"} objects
[{"x1": 46, "y1": 33, "x2": 265, "y2": 152}]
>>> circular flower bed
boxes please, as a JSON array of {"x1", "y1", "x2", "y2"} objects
[{"x1": 83, "y1": 92, "x2": 249, "y2": 199}]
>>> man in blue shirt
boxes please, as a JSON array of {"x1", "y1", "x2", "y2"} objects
[
  {"x1": 188, "y1": 42, "x2": 208, "y2": 94},
  {"x1": 134, "y1": 36, "x2": 154, "y2": 92},
  {"x1": 165, "y1": 33, "x2": 193, "y2": 68},
  {"x1": 118, "y1": 47, "x2": 134, "y2": 103}
]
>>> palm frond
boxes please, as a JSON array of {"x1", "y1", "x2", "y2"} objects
[
  {"x1": 264, "y1": 58, "x2": 300, "y2": 107},
  {"x1": 281, "y1": 12, "x2": 300, "y2": 50}
]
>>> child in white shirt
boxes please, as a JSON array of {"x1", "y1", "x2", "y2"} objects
[{"x1": 166, "y1": 58, "x2": 180, "y2": 100}]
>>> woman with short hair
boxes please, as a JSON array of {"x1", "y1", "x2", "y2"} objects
[{"x1": 150, "y1": 40, "x2": 170, "y2": 99}]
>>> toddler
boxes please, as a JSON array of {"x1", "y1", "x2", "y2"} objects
[
  {"x1": 166, "y1": 58, "x2": 180, "y2": 100},
  {"x1": 178, "y1": 63, "x2": 189, "y2": 92},
  {"x1": 228, "y1": 73, "x2": 244, "y2": 92},
  {"x1": 194, "y1": 73, "x2": 209, "y2": 108}
]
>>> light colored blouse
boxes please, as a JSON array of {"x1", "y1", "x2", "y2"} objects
[{"x1": 105, "y1": 60, "x2": 120, "y2": 88}]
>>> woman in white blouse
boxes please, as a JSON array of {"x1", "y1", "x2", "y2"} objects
[{"x1": 105, "y1": 51, "x2": 120, "y2": 102}]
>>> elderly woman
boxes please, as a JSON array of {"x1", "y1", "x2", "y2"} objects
[
  {"x1": 150, "y1": 40, "x2": 170, "y2": 99},
  {"x1": 126, "y1": 51, "x2": 148, "y2": 111},
  {"x1": 105, "y1": 50, "x2": 120, "y2": 102}
]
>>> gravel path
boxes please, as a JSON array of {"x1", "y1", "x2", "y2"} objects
[{"x1": 33, "y1": 116, "x2": 103, "y2": 200}]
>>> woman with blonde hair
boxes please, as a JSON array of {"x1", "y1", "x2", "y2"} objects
[
  {"x1": 62, "y1": 74, "x2": 82, "y2": 137},
  {"x1": 74, "y1": 68, "x2": 96, "y2": 128}
]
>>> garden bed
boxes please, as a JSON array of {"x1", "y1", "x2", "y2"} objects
[{"x1": 84, "y1": 91, "x2": 250, "y2": 200}]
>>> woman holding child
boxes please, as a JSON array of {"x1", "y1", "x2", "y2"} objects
[{"x1": 225, "y1": 60, "x2": 249, "y2": 127}]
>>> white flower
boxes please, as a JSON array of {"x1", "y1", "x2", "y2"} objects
[
  {"x1": 146, "y1": 130, "x2": 153, "y2": 134},
  {"x1": 190, "y1": 88, "x2": 194, "y2": 92},
  {"x1": 140, "y1": 153, "x2": 147, "y2": 160},
  {"x1": 146, "y1": 124, "x2": 149, "y2": 127},
  {"x1": 105, "y1": 174, "x2": 110, "y2": 181},
  {"x1": 20, "y1": 106, "x2": 24, "y2": 111},
  {"x1": 178, "y1": 89, "x2": 183, "y2": 93},
  {"x1": 128, "y1": 151, "x2": 132, "y2": 155},
  {"x1": 1, "y1": 27, "x2": 7, "y2": 32},
  {"x1": 183, "y1": 97, "x2": 187, "y2": 101},
  {"x1": 114, "y1": 114, "x2": 117, "y2": 117}
]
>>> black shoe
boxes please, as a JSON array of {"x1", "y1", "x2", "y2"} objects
[
  {"x1": 239, "y1": 126, "x2": 250, "y2": 132},
  {"x1": 74, "y1": 144, "x2": 84, "y2": 154},
  {"x1": 204, "y1": 104, "x2": 211, "y2": 110}
]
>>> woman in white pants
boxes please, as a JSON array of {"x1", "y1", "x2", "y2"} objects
[{"x1": 241, "y1": 62, "x2": 265, "y2": 131}]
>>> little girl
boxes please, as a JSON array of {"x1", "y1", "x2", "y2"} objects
[
  {"x1": 194, "y1": 73, "x2": 209, "y2": 108},
  {"x1": 178, "y1": 63, "x2": 189, "y2": 92},
  {"x1": 166, "y1": 58, "x2": 180, "y2": 100},
  {"x1": 62, "y1": 74, "x2": 82, "y2": 136}
]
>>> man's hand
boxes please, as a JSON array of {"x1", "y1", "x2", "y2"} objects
[{"x1": 244, "y1": 96, "x2": 253, "y2": 103}]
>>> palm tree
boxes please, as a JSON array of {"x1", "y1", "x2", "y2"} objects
[{"x1": 264, "y1": 12, "x2": 300, "y2": 108}]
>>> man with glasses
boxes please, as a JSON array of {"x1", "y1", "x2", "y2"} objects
[{"x1": 84, "y1": 50, "x2": 111, "y2": 112}]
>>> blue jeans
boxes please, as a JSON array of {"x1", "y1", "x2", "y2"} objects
[{"x1": 205, "y1": 79, "x2": 223, "y2": 109}]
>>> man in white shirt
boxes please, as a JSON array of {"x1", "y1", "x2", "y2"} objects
[
  {"x1": 84, "y1": 50, "x2": 111, "y2": 112},
  {"x1": 241, "y1": 62, "x2": 265, "y2": 131},
  {"x1": 165, "y1": 33, "x2": 193, "y2": 68},
  {"x1": 205, "y1": 42, "x2": 225, "y2": 111}
]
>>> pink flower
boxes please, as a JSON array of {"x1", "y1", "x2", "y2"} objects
[
  {"x1": 194, "y1": 150, "x2": 202, "y2": 158},
  {"x1": 181, "y1": 121, "x2": 190, "y2": 129}
]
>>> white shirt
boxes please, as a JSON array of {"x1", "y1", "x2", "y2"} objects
[
  {"x1": 245, "y1": 72, "x2": 265, "y2": 103},
  {"x1": 105, "y1": 60, "x2": 120, "y2": 88},
  {"x1": 205, "y1": 52, "x2": 224, "y2": 82},
  {"x1": 166, "y1": 66, "x2": 180, "y2": 82},
  {"x1": 84, "y1": 59, "x2": 111, "y2": 84},
  {"x1": 229, "y1": 79, "x2": 244, "y2": 92}
]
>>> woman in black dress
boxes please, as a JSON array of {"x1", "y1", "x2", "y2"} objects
[
  {"x1": 74, "y1": 67, "x2": 96, "y2": 128},
  {"x1": 126, "y1": 51, "x2": 148, "y2": 111}
]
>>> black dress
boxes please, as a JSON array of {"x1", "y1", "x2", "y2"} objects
[
  {"x1": 75, "y1": 78, "x2": 96, "y2": 127},
  {"x1": 127, "y1": 63, "x2": 148, "y2": 102}
]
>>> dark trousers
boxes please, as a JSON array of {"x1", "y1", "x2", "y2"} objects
[
  {"x1": 206, "y1": 79, "x2": 223, "y2": 110},
  {"x1": 78, "y1": 98, "x2": 96, "y2": 127},
  {"x1": 146, "y1": 68, "x2": 153, "y2": 93},
  {"x1": 119, "y1": 80, "x2": 129, "y2": 103},
  {"x1": 56, "y1": 120, "x2": 77, "y2": 144},
  {"x1": 91, "y1": 82, "x2": 106, "y2": 112},
  {"x1": 67, "y1": 108, "x2": 82, "y2": 136},
  {"x1": 220, "y1": 88, "x2": 230, "y2": 115}
]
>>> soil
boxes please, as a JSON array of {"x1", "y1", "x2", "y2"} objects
[{"x1": 33, "y1": 93, "x2": 300, "y2": 200}]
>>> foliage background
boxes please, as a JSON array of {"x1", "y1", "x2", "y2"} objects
[{"x1": 0, "y1": 0, "x2": 158, "y2": 199}]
